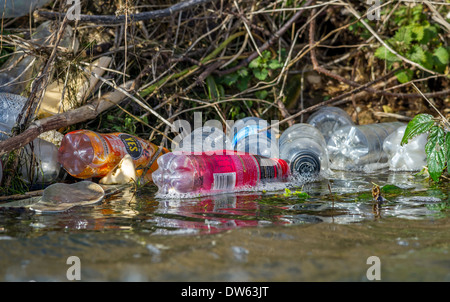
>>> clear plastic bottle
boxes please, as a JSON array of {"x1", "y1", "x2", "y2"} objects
[
  {"x1": 0, "y1": 0, "x2": 52, "y2": 18},
  {"x1": 327, "y1": 122, "x2": 405, "y2": 170},
  {"x1": 229, "y1": 117, "x2": 279, "y2": 158},
  {"x1": 21, "y1": 138, "x2": 61, "y2": 184},
  {"x1": 0, "y1": 93, "x2": 27, "y2": 140},
  {"x1": 383, "y1": 125, "x2": 427, "y2": 171},
  {"x1": 58, "y1": 130, "x2": 168, "y2": 179},
  {"x1": 0, "y1": 21, "x2": 79, "y2": 94},
  {"x1": 174, "y1": 126, "x2": 233, "y2": 153},
  {"x1": 279, "y1": 123, "x2": 330, "y2": 178},
  {"x1": 152, "y1": 150, "x2": 290, "y2": 195},
  {"x1": 307, "y1": 106, "x2": 354, "y2": 143}
]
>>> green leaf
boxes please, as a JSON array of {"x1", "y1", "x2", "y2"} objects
[
  {"x1": 395, "y1": 69, "x2": 413, "y2": 83},
  {"x1": 375, "y1": 46, "x2": 401, "y2": 63},
  {"x1": 425, "y1": 126, "x2": 447, "y2": 182},
  {"x1": 420, "y1": 25, "x2": 438, "y2": 44},
  {"x1": 221, "y1": 73, "x2": 239, "y2": 86},
  {"x1": 410, "y1": 25, "x2": 424, "y2": 42},
  {"x1": 433, "y1": 46, "x2": 449, "y2": 66},
  {"x1": 249, "y1": 57, "x2": 261, "y2": 69},
  {"x1": 268, "y1": 59, "x2": 283, "y2": 70},
  {"x1": 237, "y1": 68, "x2": 249, "y2": 78},
  {"x1": 401, "y1": 113, "x2": 435, "y2": 145},
  {"x1": 446, "y1": 132, "x2": 450, "y2": 174},
  {"x1": 408, "y1": 45, "x2": 426, "y2": 64},
  {"x1": 394, "y1": 26, "x2": 413, "y2": 44},
  {"x1": 253, "y1": 68, "x2": 269, "y2": 81},
  {"x1": 255, "y1": 90, "x2": 268, "y2": 100},
  {"x1": 236, "y1": 76, "x2": 250, "y2": 91}
]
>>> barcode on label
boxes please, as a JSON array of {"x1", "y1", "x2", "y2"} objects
[{"x1": 213, "y1": 172, "x2": 236, "y2": 190}]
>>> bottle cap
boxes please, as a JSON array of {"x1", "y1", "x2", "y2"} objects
[{"x1": 291, "y1": 150, "x2": 321, "y2": 177}]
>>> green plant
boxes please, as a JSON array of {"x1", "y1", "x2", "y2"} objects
[
  {"x1": 283, "y1": 188, "x2": 311, "y2": 199},
  {"x1": 401, "y1": 114, "x2": 450, "y2": 182},
  {"x1": 374, "y1": 3, "x2": 449, "y2": 83}
]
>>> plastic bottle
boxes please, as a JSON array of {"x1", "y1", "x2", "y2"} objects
[
  {"x1": 0, "y1": 21, "x2": 79, "y2": 94},
  {"x1": 279, "y1": 123, "x2": 330, "y2": 178},
  {"x1": 0, "y1": 93, "x2": 27, "y2": 140},
  {"x1": 0, "y1": 0, "x2": 52, "y2": 18},
  {"x1": 383, "y1": 125, "x2": 427, "y2": 171},
  {"x1": 229, "y1": 117, "x2": 279, "y2": 158},
  {"x1": 152, "y1": 150, "x2": 290, "y2": 195},
  {"x1": 307, "y1": 106, "x2": 354, "y2": 143},
  {"x1": 174, "y1": 126, "x2": 233, "y2": 153},
  {"x1": 58, "y1": 130, "x2": 168, "y2": 179},
  {"x1": 327, "y1": 122, "x2": 405, "y2": 170},
  {"x1": 21, "y1": 138, "x2": 61, "y2": 184}
]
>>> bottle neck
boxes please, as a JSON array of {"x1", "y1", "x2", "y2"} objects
[{"x1": 291, "y1": 150, "x2": 321, "y2": 177}]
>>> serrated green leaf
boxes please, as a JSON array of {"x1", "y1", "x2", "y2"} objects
[
  {"x1": 433, "y1": 46, "x2": 449, "y2": 66},
  {"x1": 408, "y1": 45, "x2": 426, "y2": 64},
  {"x1": 401, "y1": 114, "x2": 435, "y2": 145},
  {"x1": 268, "y1": 59, "x2": 283, "y2": 70},
  {"x1": 425, "y1": 126, "x2": 447, "y2": 182},
  {"x1": 253, "y1": 68, "x2": 269, "y2": 81},
  {"x1": 395, "y1": 69, "x2": 413, "y2": 83},
  {"x1": 411, "y1": 25, "x2": 424, "y2": 42},
  {"x1": 394, "y1": 27, "x2": 413, "y2": 44},
  {"x1": 420, "y1": 25, "x2": 438, "y2": 44},
  {"x1": 375, "y1": 46, "x2": 401, "y2": 62}
]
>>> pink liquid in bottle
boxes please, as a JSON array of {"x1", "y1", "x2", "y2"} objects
[{"x1": 152, "y1": 150, "x2": 290, "y2": 196}]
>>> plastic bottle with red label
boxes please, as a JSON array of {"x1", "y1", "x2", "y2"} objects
[
  {"x1": 152, "y1": 150, "x2": 290, "y2": 196},
  {"x1": 58, "y1": 130, "x2": 168, "y2": 180}
]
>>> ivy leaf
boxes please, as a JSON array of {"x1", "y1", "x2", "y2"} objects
[
  {"x1": 395, "y1": 69, "x2": 413, "y2": 83},
  {"x1": 253, "y1": 68, "x2": 269, "y2": 81},
  {"x1": 401, "y1": 113, "x2": 435, "y2": 145},
  {"x1": 425, "y1": 126, "x2": 447, "y2": 182}
]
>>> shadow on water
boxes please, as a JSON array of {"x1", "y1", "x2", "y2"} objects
[{"x1": 0, "y1": 169, "x2": 449, "y2": 281}]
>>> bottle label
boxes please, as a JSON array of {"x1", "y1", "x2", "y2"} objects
[
  {"x1": 232, "y1": 125, "x2": 271, "y2": 147},
  {"x1": 119, "y1": 134, "x2": 143, "y2": 160},
  {"x1": 213, "y1": 172, "x2": 237, "y2": 190}
]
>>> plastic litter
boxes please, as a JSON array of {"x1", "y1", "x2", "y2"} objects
[
  {"x1": 279, "y1": 123, "x2": 330, "y2": 178},
  {"x1": 0, "y1": 0, "x2": 51, "y2": 18},
  {"x1": 21, "y1": 138, "x2": 61, "y2": 185},
  {"x1": 327, "y1": 122, "x2": 405, "y2": 170},
  {"x1": 0, "y1": 21, "x2": 79, "y2": 95},
  {"x1": 229, "y1": 117, "x2": 279, "y2": 158},
  {"x1": 152, "y1": 150, "x2": 290, "y2": 196},
  {"x1": 58, "y1": 130, "x2": 168, "y2": 180},
  {"x1": 99, "y1": 154, "x2": 138, "y2": 185},
  {"x1": 174, "y1": 126, "x2": 233, "y2": 153},
  {"x1": 383, "y1": 125, "x2": 427, "y2": 171},
  {"x1": 29, "y1": 181, "x2": 105, "y2": 213},
  {"x1": 307, "y1": 106, "x2": 354, "y2": 143},
  {"x1": 0, "y1": 93, "x2": 27, "y2": 140}
]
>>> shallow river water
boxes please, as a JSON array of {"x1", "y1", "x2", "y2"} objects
[{"x1": 0, "y1": 169, "x2": 449, "y2": 282}]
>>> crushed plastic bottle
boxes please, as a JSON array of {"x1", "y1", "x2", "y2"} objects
[
  {"x1": 383, "y1": 125, "x2": 427, "y2": 171},
  {"x1": 0, "y1": 0, "x2": 51, "y2": 18},
  {"x1": 21, "y1": 138, "x2": 61, "y2": 184},
  {"x1": 174, "y1": 126, "x2": 233, "y2": 153},
  {"x1": 0, "y1": 21, "x2": 79, "y2": 94},
  {"x1": 229, "y1": 117, "x2": 278, "y2": 158},
  {"x1": 152, "y1": 150, "x2": 290, "y2": 196},
  {"x1": 279, "y1": 123, "x2": 330, "y2": 178},
  {"x1": 0, "y1": 93, "x2": 27, "y2": 140},
  {"x1": 58, "y1": 130, "x2": 168, "y2": 179},
  {"x1": 307, "y1": 106, "x2": 354, "y2": 143},
  {"x1": 327, "y1": 122, "x2": 405, "y2": 171}
]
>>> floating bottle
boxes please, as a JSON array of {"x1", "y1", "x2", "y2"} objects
[
  {"x1": 0, "y1": 93, "x2": 27, "y2": 140},
  {"x1": 229, "y1": 117, "x2": 278, "y2": 158},
  {"x1": 174, "y1": 126, "x2": 233, "y2": 153},
  {"x1": 383, "y1": 125, "x2": 427, "y2": 171},
  {"x1": 279, "y1": 123, "x2": 330, "y2": 178},
  {"x1": 327, "y1": 122, "x2": 405, "y2": 170},
  {"x1": 58, "y1": 130, "x2": 168, "y2": 179},
  {"x1": 152, "y1": 150, "x2": 290, "y2": 196},
  {"x1": 307, "y1": 106, "x2": 354, "y2": 143},
  {"x1": 20, "y1": 138, "x2": 61, "y2": 185}
]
